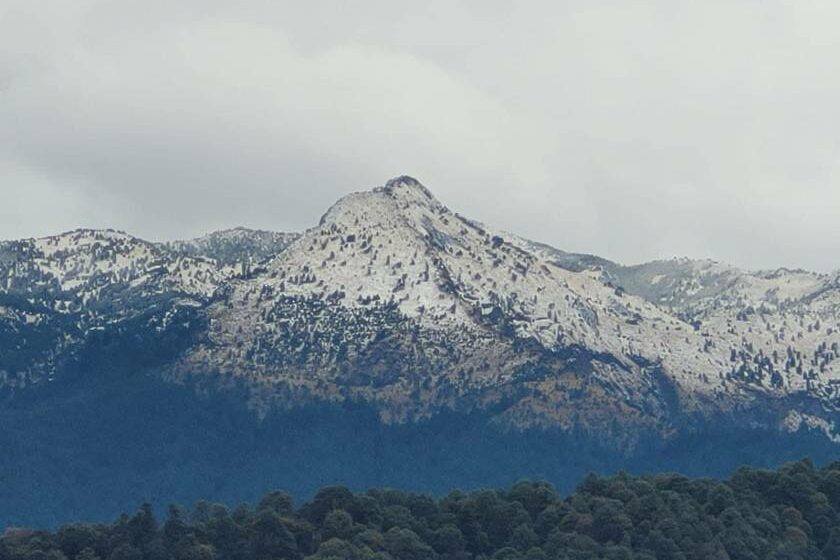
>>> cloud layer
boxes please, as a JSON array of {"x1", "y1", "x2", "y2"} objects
[{"x1": 2, "y1": 1, "x2": 838, "y2": 271}]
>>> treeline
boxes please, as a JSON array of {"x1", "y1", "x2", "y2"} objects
[{"x1": 4, "y1": 459, "x2": 840, "y2": 560}]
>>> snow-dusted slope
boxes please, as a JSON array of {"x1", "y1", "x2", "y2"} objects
[
  {"x1": 2, "y1": 177, "x2": 839, "y2": 442},
  {"x1": 0, "y1": 228, "x2": 293, "y2": 385},
  {"x1": 172, "y1": 177, "x2": 839, "y2": 438},
  {"x1": 510, "y1": 234, "x2": 840, "y2": 391},
  {"x1": 1, "y1": 229, "x2": 228, "y2": 301},
  {"x1": 164, "y1": 227, "x2": 299, "y2": 268}
]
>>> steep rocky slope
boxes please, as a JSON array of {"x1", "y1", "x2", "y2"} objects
[{"x1": 510, "y1": 234, "x2": 840, "y2": 435}]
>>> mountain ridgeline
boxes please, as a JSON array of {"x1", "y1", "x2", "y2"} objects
[{"x1": 1, "y1": 176, "x2": 839, "y2": 527}]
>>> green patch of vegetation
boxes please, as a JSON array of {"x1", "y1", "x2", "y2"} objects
[{"x1": 4, "y1": 459, "x2": 840, "y2": 560}]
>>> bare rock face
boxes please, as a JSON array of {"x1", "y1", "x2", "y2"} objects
[{"x1": 2, "y1": 177, "x2": 839, "y2": 444}]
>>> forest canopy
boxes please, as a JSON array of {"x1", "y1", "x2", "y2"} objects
[{"x1": 3, "y1": 459, "x2": 840, "y2": 560}]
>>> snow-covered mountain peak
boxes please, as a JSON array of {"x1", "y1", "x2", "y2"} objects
[
  {"x1": 3, "y1": 178, "x2": 839, "y2": 441},
  {"x1": 197, "y1": 178, "x2": 753, "y2": 423},
  {"x1": 379, "y1": 175, "x2": 445, "y2": 209},
  {"x1": 317, "y1": 176, "x2": 446, "y2": 231}
]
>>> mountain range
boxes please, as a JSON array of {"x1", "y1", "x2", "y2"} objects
[{"x1": 2, "y1": 176, "x2": 839, "y2": 527}]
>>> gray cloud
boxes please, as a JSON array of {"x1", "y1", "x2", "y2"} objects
[{"x1": 1, "y1": 0, "x2": 838, "y2": 271}]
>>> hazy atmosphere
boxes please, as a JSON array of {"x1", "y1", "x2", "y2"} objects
[{"x1": 2, "y1": 0, "x2": 838, "y2": 271}]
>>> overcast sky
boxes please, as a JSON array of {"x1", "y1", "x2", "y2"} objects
[{"x1": 1, "y1": 1, "x2": 838, "y2": 271}]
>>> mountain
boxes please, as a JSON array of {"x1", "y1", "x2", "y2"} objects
[{"x1": 1, "y1": 176, "x2": 839, "y2": 527}]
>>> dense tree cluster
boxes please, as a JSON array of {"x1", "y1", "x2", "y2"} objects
[{"x1": 4, "y1": 459, "x2": 840, "y2": 560}]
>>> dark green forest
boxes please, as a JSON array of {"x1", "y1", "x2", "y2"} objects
[
  {"x1": 4, "y1": 460, "x2": 840, "y2": 560},
  {"x1": 5, "y1": 354, "x2": 837, "y2": 529}
]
